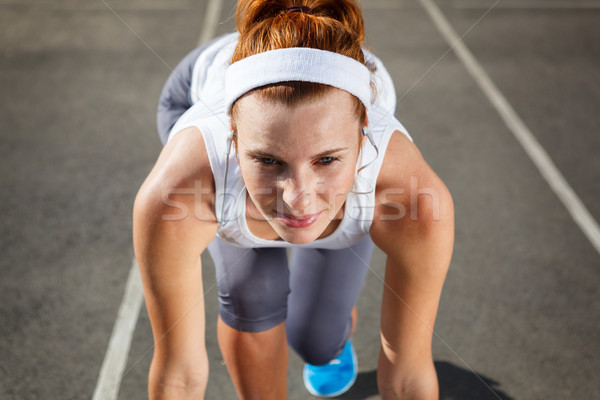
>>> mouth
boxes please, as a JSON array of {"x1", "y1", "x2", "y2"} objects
[{"x1": 275, "y1": 211, "x2": 322, "y2": 228}]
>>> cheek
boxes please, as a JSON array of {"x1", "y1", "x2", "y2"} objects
[
  {"x1": 319, "y1": 164, "x2": 356, "y2": 202},
  {"x1": 239, "y1": 160, "x2": 278, "y2": 203}
]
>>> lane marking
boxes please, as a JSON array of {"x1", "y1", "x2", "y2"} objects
[
  {"x1": 198, "y1": 0, "x2": 224, "y2": 46},
  {"x1": 92, "y1": 260, "x2": 144, "y2": 400},
  {"x1": 418, "y1": 0, "x2": 600, "y2": 255},
  {"x1": 93, "y1": 1, "x2": 223, "y2": 399}
]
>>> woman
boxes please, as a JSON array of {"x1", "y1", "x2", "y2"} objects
[{"x1": 133, "y1": 1, "x2": 454, "y2": 399}]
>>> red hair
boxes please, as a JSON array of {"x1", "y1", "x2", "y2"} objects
[{"x1": 230, "y1": 0, "x2": 371, "y2": 124}]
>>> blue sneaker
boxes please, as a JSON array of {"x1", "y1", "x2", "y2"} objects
[{"x1": 303, "y1": 339, "x2": 358, "y2": 398}]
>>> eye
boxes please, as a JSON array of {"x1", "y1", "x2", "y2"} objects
[
  {"x1": 319, "y1": 156, "x2": 337, "y2": 165},
  {"x1": 257, "y1": 157, "x2": 278, "y2": 166}
]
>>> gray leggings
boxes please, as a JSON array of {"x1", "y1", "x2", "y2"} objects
[{"x1": 207, "y1": 235, "x2": 374, "y2": 365}]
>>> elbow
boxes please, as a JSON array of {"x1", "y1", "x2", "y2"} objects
[
  {"x1": 408, "y1": 180, "x2": 454, "y2": 248},
  {"x1": 132, "y1": 178, "x2": 170, "y2": 262},
  {"x1": 133, "y1": 177, "x2": 163, "y2": 224},
  {"x1": 132, "y1": 183, "x2": 155, "y2": 248},
  {"x1": 416, "y1": 180, "x2": 453, "y2": 227},
  {"x1": 132, "y1": 172, "x2": 179, "y2": 239}
]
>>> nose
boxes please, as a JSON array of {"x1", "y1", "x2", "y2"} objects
[{"x1": 280, "y1": 171, "x2": 314, "y2": 213}]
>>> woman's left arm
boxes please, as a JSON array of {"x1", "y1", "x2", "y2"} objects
[{"x1": 370, "y1": 131, "x2": 455, "y2": 399}]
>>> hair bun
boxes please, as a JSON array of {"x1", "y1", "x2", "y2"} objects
[
  {"x1": 236, "y1": 0, "x2": 284, "y2": 35},
  {"x1": 236, "y1": 0, "x2": 364, "y2": 45}
]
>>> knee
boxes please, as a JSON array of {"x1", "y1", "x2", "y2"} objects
[
  {"x1": 286, "y1": 325, "x2": 345, "y2": 365},
  {"x1": 218, "y1": 269, "x2": 290, "y2": 333}
]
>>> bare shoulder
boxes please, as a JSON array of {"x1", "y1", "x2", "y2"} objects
[
  {"x1": 141, "y1": 127, "x2": 214, "y2": 190},
  {"x1": 134, "y1": 126, "x2": 217, "y2": 240},
  {"x1": 371, "y1": 130, "x2": 454, "y2": 256}
]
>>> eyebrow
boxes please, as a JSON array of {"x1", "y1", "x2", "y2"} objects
[{"x1": 245, "y1": 147, "x2": 350, "y2": 160}]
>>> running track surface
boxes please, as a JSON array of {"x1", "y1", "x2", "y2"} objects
[{"x1": 1, "y1": 0, "x2": 599, "y2": 399}]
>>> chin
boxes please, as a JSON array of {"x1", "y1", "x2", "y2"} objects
[
  {"x1": 283, "y1": 235, "x2": 318, "y2": 245},
  {"x1": 276, "y1": 226, "x2": 324, "y2": 245}
]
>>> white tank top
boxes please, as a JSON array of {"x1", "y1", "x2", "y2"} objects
[{"x1": 168, "y1": 33, "x2": 413, "y2": 249}]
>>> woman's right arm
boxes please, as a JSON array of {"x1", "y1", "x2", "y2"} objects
[{"x1": 133, "y1": 127, "x2": 218, "y2": 399}]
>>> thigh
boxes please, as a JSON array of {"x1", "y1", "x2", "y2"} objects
[
  {"x1": 157, "y1": 47, "x2": 202, "y2": 144},
  {"x1": 207, "y1": 238, "x2": 290, "y2": 332},
  {"x1": 286, "y1": 235, "x2": 375, "y2": 364}
]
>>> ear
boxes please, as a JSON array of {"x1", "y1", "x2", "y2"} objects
[
  {"x1": 361, "y1": 115, "x2": 369, "y2": 144},
  {"x1": 229, "y1": 121, "x2": 237, "y2": 142}
]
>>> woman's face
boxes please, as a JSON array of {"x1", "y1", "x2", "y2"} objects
[{"x1": 234, "y1": 88, "x2": 364, "y2": 244}]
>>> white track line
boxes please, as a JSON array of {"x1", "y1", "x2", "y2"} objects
[
  {"x1": 92, "y1": 1, "x2": 223, "y2": 399},
  {"x1": 92, "y1": 260, "x2": 144, "y2": 400},
  {"x1": 198, "y1": 0, "x2": 224, "y2": 46},
  {"x1": 418, "y1": 0, "x2": 600, "y2": 255}
]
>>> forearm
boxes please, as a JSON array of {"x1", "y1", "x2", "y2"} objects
[
  {"x1": 377, "y1": 350, "x2": 438, "y2": 400},
  {"x1": 148, "y1": 354, "x2": 209, "y2": 400}
]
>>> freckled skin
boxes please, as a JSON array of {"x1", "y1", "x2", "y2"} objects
[{"x1": 233, "y1": 89, "x2": 365, "y2": 244}]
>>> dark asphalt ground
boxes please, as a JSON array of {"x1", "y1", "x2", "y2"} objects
[{"x1": 1, "y1": 0, "x2": 599, "y2": 399}]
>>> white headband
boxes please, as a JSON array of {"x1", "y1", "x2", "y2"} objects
[{"x1": 224, "y1": 47, "x2": 372, "y2": 113}]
